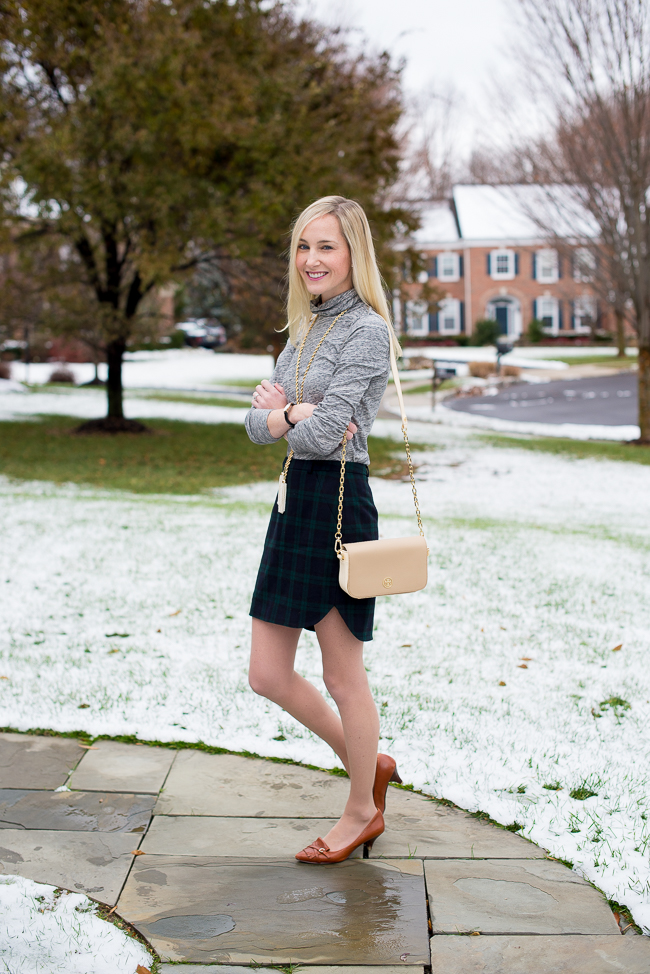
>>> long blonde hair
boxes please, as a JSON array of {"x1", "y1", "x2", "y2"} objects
[{"x1": 285, "y1": 196, "x2": 401, "y2": 356}]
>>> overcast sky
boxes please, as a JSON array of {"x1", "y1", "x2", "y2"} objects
[{"x1": 296, "y1": 0, "x2": 516, "y2": 146}]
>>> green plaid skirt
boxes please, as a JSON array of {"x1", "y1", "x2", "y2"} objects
[{"x1": 250, "y1": 459, "x2": 378, "y2": 641}]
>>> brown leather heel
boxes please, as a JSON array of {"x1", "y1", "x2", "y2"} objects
[
  {"x1": 295, "y1": 810, "x2": 384, "y2": 864},
  {"x1": 374, "y1": 753, "x2": 402, "y2": 814}
]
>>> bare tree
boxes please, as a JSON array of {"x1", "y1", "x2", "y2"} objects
[
  {"x1": 509, "y1": 0, "x2": 650, "y2": 443},
  {"x1": 393, "y1": 85, "x2": 462, "y2": 203}
]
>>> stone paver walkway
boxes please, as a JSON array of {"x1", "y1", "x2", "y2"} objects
[{"x1": 0, "y1": 732, "x2": 649, "y2": 972}]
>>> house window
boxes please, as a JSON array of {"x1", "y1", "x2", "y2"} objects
[
  {"x1": 535, "y1": 296, "x2": 560, "y2": 334},
  {"x1": 489, "y1": 249, "x2": 516, "y2": 280},
  {"x1": 437, "y1": 252, "x2": 460, "y2": 282},
  {"x1": 535, "y1": 248, "x2": 559, "y2": 283},
  {"x1": 405, "y1": 299, "x2": 429, "y2": 336},
  {"x1": 573, "y1": 295, "x2": 596, "y2": 333},
  {"x1": 438, "y1": 297, "x2": 462, "y2": 334},
  {"x1": 573, "y1": 247, "x2": 596, "y2": 283}
]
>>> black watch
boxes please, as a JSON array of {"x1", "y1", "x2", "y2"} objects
[{"x1": 284, "y1": 404, "x2": 296, "y2": 428}]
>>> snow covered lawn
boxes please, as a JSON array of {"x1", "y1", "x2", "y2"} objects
[
  {"x1": 1, "y1": 423, "x2": 650, "y2": 931},
  {"x1": 0, "y1": 874, "x2": 152, "y2": 973}
]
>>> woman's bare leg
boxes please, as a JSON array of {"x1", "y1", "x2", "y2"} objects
[
  {"x1": 249, "y1": 617, "x2": 349, "y2": 768},
  {"x1": 315, "y1": 607, "x2": 379, "y2": 851}
]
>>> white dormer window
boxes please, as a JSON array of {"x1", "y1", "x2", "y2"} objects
[
  {"x1": 438, "y1": 297, "x2": 462, "y2": 334},
  {"x1": 573, "y1": 247, "x2": 596, "y2": 283},
  {"x1": 489, "y1": 249, "x2": 516, "y2": 280},
  {"x1": 437, "y1": 252, "x2": 460, "y2": 282},
  {"x1": 405, "y1": 299, "x2": 429, "y2": 336},
  {"x1": 535, "y1": 248, "x2": 559, "y2": 283}
]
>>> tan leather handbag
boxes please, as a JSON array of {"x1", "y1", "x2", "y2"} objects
[{"x1": 336, "y1": 331, "x2": 428, "y2": 599}]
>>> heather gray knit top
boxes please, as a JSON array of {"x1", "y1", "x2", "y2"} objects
[{"x1": 244, "y1": 288, "x2": 390, "y2": 465}]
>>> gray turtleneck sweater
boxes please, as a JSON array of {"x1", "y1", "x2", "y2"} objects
[{"x1": 244, "y1": 288, "x2": 390, "y2": 465}]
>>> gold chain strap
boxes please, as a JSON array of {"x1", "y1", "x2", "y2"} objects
[
  {"x1": 335, "y1": 424, "x2": 423, "y2": 560},
  {"x1": 281, "y1": 307, "x2": 350, "y2": 487},
  {"x1": 334, "y1": 434, "x2": 347, "y2": 557},
  {"x1": 402, "y1": 424, "x2": 424, "y2": 535}
]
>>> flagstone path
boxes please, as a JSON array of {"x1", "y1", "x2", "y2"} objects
[{"x1": 0, "y1": 732, "x2": 648, "y2": 972}]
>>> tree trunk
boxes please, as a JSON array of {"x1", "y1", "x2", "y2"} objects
[
  {"x1": 638, "y1": 345, "x2": 650, "y2": 444},
  {"x1": 615, "y1": 310, "x2": 626, "y2": 358},
  {"x1": 106, "y1": 338, "x2": 126, "y2": 418}
]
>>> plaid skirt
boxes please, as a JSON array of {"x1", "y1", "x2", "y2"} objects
[{"x1": 250, "y1": 459, "x2": 378, "y2": 641}]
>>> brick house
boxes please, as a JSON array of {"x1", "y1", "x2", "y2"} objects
[{"x1": 398, "y1": 184, "x2": 610, "y2": 340}]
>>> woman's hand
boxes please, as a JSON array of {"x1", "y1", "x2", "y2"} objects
[{"x1": 252, "y1": 380, "x2": 287, "y2": 410}]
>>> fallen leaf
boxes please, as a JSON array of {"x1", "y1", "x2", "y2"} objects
[
  {"x1": 612, "y1": 644, "x2": 623, "y2": 652},
  {"x1": 78, "y1": 703, "x2": 90, "y2": 709},
  {"x1": 107, "y1": 904, "x2": 118, "y2": 916},
  {"x1": 131, "y1": 849, "x2": 145, "y2": 856},
  {"x1": 480, "y1": 627, "x2": 484, "y2": 632},
  {"x1": 169, "y1": 609, "x2": 182, "y2": 617},
  {"x1": 520, "y1": 656, "x2": 533, "y2": 661},
  {"x1": 500, "y1": 626, "x2": 507, "y2": 630},
  {"x1": 156, "y1": 629, "x2": 161, "y2": 633},
  {"x1": 470, "y1": 931, "x2": 481, "y2": 936},
  {"x1": 498, "y1": 681, "x2": 506, "y2": 686},
  {"x1": 0, "y1": 676, "x2": 9, "y2": 680},
  {"x1": 78, "y1": 744, "x2": 97, "y2": 749},
  {"x1": 517, "y1": 664, "x2": 528, "y2": 669},
  {"x1": 401, "y1": 643, "x2": 412, "y2": 647},
  {"x1": 107, "y1": 648, "x2": 120, "y2": 655},
  {"x1": 136, "y1": 966, "x2": 151, "y2": 974}
]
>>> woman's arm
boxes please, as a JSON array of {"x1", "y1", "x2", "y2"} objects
[
  {"x1": 285, "y1": 320, "x2": 389, "y2": 456},
  {"x1": 244, "y1": 344, "x2": 292, "y2": 444}
]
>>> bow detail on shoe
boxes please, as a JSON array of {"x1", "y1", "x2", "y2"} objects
[
  {"x1": 295, "y1": 838, "x2": 333, "y2": 863},
  {"x1": 294, "y1": 810, "x2": 385, "y2": 864}
]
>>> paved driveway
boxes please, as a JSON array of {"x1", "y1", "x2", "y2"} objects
[{"x1": 447, "y1": 372, "x2": 637, "y2": 426}]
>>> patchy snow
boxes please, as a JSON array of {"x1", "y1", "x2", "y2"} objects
[
  {"x1": 11, "y1": 348, "x2": 273, "y2": 389},
  {"x1": 0, "y1": 874, "x2": 152, "y2": 973},
  {"x1": 0, "y1": 387, "x2": 249, "y2": 425},
  {"x1": 401, "y1": 346, "x2": 569, "y2": 370},
  {"x1": 1, "y1": 424, "x2": 650, "y2": 931},
  {"x1": 0, "y1": 378, "x2": 29, "y2": 395}
]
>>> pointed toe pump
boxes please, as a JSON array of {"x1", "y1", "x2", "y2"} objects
[
  {"x1": 373, "y1": 753, "x2": 402, "y2": 814},
  {"x1": 295, "y1": 810, "x2": 384, "y2": 864}
]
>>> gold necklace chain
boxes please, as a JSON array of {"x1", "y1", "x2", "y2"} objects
[{"x1": 280, "y1": 306, "x2": 350, "y2": 488}]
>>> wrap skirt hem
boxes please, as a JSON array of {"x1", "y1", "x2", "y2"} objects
[{"x1": 249, "y1": 458, "x2": 378, "y2": 642}]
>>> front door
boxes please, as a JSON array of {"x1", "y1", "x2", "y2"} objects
[{"x1": 495, "y1": 305, "x2": 509, "y2": 334}]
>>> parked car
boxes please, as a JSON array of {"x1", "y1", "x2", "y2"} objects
[{"x1": 176, "y1": 318, "x2": 227, "y2": 350}]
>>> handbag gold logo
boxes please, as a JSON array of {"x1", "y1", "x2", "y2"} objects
[{"x1": 382, "y1": 577, "x2": 393, "y2": 589}]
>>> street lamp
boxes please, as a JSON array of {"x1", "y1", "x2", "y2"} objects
[{"x1": 495, "y1": 339, "x2": 513, "y2": 376}]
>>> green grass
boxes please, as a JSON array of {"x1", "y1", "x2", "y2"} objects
[
  {"x1": 535, "y1": 352, "x2": 637, "y2": 367},
  {"x1": 479, "y1": 432, "x2": 650, "y2": 465},
  {"x1": 403, "y1": 378, "x2": 458, "y2": 395},
  {"x1": 0, "y1": 416, "x2": 421, "y2": 493},
  {"x1": 135, "y1": 391, "x2": 250, "y2": 408}
]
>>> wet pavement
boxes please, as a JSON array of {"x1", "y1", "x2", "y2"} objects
[
  {"x1": 0, "y1": 732, "x2": 648, "y2": 972},
  {"x1": 447, "y1": 372, "x2": 637, "y2": 425}
]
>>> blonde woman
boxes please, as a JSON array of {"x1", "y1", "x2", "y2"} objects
[{"x1": 245, "y1": 196, "x2": 401, "y2": 864}]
